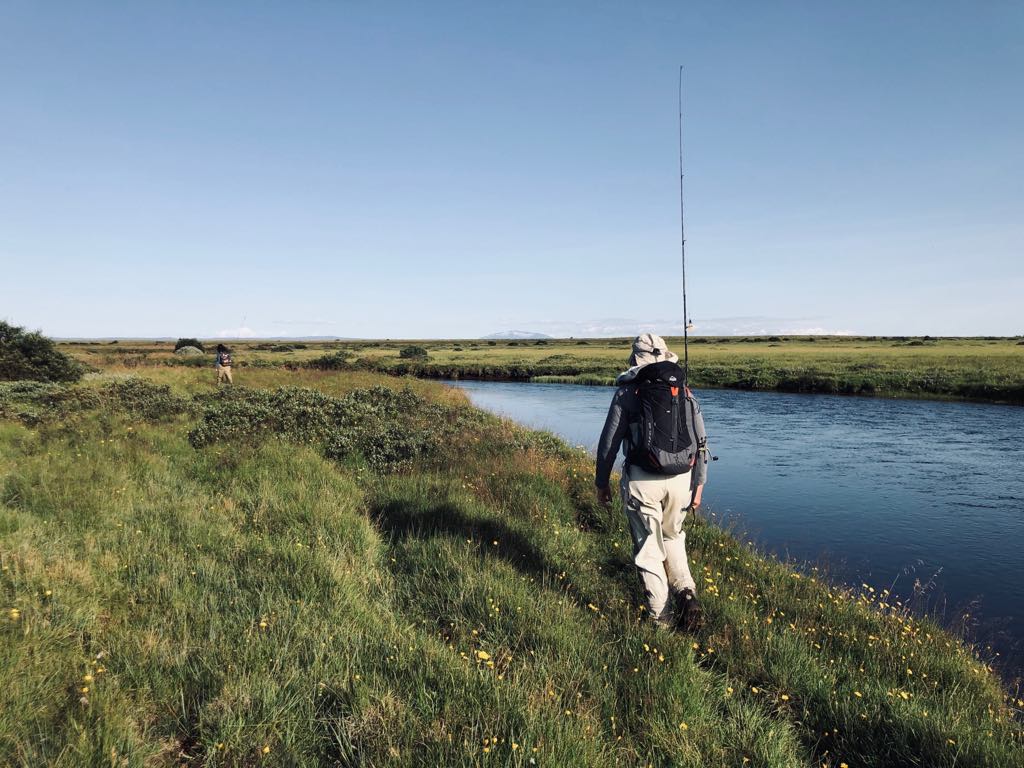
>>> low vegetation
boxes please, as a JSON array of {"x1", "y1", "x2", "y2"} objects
[
  {"x1": 1, "y1": 364, "x2": 1022, "y2": 766},
  {"x1": 58, "y1": 336, "x2": 1024, "y2": 404}
]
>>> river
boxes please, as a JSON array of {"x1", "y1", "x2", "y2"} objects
[{"x1": 448, "y1": 379, "x2": 1024, "y2": 679}]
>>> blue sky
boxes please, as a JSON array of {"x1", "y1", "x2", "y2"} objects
[{"x1": 2, "y1": 1, "x2": 1021, "y2": 338}]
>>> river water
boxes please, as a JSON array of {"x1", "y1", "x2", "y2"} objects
[{"x1": 449, "y1": 380, "x2": 1024, "y2": 679}]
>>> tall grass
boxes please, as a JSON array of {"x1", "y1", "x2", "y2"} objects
[{"x1": 2, "y1": 369, "x2": 1021, "y2": 765}]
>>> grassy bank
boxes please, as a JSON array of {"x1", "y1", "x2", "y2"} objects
[
  {"x1": 61, "y1": 336, "x2": 1024, "y2": 404},
  {"x1": 2, "y1": 366, "x2": 1021, "y2": 766}
]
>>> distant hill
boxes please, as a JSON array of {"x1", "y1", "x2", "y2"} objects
[{"x1": 482, "y1": 330, "x2": 553, "y2": 340}]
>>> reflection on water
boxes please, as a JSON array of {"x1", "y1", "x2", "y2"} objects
[{"x1": 450, "y1": 379, "x2": 1024, "y2": 678}]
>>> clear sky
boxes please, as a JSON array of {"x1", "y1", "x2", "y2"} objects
[{"x1": 2, "y1": 1, "x2": 1021, "y2": 338}]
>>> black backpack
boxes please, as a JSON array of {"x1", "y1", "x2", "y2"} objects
[{"x1": 626, "y1": 360, "x2": 698, "y2": 475}]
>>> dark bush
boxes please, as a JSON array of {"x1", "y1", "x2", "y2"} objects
[
  {"x1": 0, "y1": 321, "x2": 86, "y2": 383},
  {"x1": 254, "y1": 343, "x2": 298, "y2": 352},
  {"x1": 175, "y1": 338, "x2": 205, "y2": 352},
  {"x1": 305, "y1": 351, "x2": 353, "y2": 370},
  {"x1": 399, "y1": 346, "x2": 429, "y2": 360},
  {"x1": 487, "y1": 341, "x2": 497, "y2": 346}
]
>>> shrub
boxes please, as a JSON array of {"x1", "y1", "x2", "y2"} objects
[
  {"x1": 399, "y1": 346, "x2": 429, "y2": 361},
  {"x1": 306, "y1": 351, "x2": 353, "y2": 370},
  {"x1": 0, "y1": 321, "x2": 86, "y2": 383},
  {"x1": 189, "y1": 385, "x2": 468, "y2": 472},
  {"x1": 175, "y1": 338, "x2": 205, "y2": 352},
  {"x1": 0, "y1": 377, "x2": 188, "y2": 422},
  {"x1": 101, "y1": 378, "x2": 191, "y2": 420},
  {"x1": 255, "y1": 343, "x2": 298, "y2": 352}
]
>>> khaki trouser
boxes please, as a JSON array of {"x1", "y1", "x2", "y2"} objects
[
  {"x1": 621, "y1": 465, "x2": 696, "y2": 623},
  {"x1": 216, "y1": 365, "x2": 233, "y2": 384}
]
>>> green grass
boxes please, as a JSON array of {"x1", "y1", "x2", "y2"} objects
[
  {"x1": 62, "y1": 335, "x2": 1024, "y2": 404},
  {"x1": 2, "y1": 367, "x2": 1022, "y2": 765}
]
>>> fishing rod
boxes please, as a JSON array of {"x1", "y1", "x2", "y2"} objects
[
  {"x1": 678, "y1": 67, "x2": 717, "y2": 467},
  {"x1": 678, "y1": 65, "x2": 691, "y2": 386}
]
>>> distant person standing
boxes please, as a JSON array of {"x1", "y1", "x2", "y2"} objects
[
  {"x1": 215, "y1": 344, "x2": 234, "y2": 385},
  {"x1": 595, "y1": 333, "x2": 710, "y2": 631}
]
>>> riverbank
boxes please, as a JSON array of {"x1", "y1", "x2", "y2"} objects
[
  {"x1": 61, "y1": 336, "x2": 1024, "y2": 405},
  {"x1": 2, "y1": 366, "x2": 1021, "y2": 765}
]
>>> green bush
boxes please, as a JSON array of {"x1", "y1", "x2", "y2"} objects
[
  {"x1": 188, "y1": 385, "x2": 467, "y2": 472},
  {"x1": 101, "y1": 378, "x2": 191, "y2": 420},
  {"x1": 0, "y1": 320, "x2": 86, "y2": 383},
  {"x1": 399, "y1": 346, "x2": 429, "y2": 360},
  {"x1": 0, "y1": 377, "x2": 188, "y2": 423},
  {"x1": 174, "y1": 338, "x2": 205, "y2": 352}
]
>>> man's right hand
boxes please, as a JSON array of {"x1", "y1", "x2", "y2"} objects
[
  {"x1": 691, "y1": 484, "x2": 704, "y2": 510},
  {"x1": 596, "y1": 486, "x2": 612, "y2": 506}
]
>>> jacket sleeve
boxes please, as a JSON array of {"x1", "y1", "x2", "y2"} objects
[
  {"x1": 690, "y1": 395, "x2": 709, "y2": 487},
  {"x1": 595, "y1": 387, "x2": 631, "y2": 488}
]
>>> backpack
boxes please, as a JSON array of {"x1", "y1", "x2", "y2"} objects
[
  {"x1": 219, "y1": 352, "x2": 232, "y2": 367},
  {"x1": 626, "y1": 360, "x2": 698, "y2": 475}
]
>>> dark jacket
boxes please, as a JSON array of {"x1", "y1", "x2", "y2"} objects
[{"x1": 595, "y1": 365, "x2": 709, "y2": 489}]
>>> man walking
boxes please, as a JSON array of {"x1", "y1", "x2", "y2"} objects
[
  {"x1": 214, "y1": 344, "x2": 234, "y2": 385},
  {"x1": 595, "y1": 333, "x2": 709, "y2": 631}
]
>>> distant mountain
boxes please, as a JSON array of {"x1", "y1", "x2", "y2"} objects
[
  {"x1": 54, "y1": 335, "x2": 359, "y2": 342},
  {"x1": 482, "y1": 330, "x2": 553, "y2": 340}
]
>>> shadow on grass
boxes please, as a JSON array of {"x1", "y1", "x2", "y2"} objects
[{"x1": 372, "y1": 496, "x2": 606, "y2": 615}]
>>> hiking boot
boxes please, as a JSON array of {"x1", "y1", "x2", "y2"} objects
[
  {"x1": 675, "y1": 588, "x2": 703, "y2": 633},
  {"x1": 652, "y1": 615, "x2": 675, "y2": 631}
]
